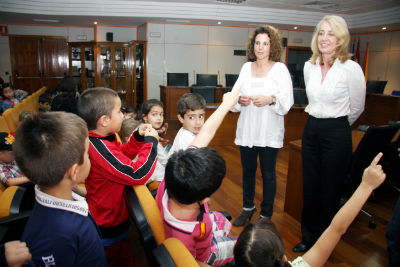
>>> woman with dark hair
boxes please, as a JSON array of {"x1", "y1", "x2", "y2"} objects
[{"x1": 230, "y1": 25, "x2": 293, "y2": 226}]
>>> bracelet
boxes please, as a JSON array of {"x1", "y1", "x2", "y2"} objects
[{"x1": 269, "y1": 96, "x2": 276, "y2": 105}]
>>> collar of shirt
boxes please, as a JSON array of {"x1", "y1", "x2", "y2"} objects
[{"x1": 35, "y1": 185, "x2": 89, "y2": 216}]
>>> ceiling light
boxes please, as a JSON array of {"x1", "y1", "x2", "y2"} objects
[
  {"x1": 166, "y1": 19, "x2": 191, "y2": 23},
  {"x1": 33, "y1": 19, "x2": 59, "y2": 23},
  {"x1": 382, "y1": 26, "x2": 387, "y2": 30},
  {"x1": 218, "y1": 21, "x2": 222, "y2": 25},
  {"x1": 94, "y1": 21, "x2": 98, "y2": 25},
  {"x1": 294, "y1": 26, "x2": 298, "y2": 30}
]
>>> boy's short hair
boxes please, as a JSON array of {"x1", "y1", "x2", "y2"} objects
[
  {"x1": 78, "y1": 87, "x2": 118, "y2": 130},
  {"x1": 13, "y1": 112, "x2": 88, "y2": 188},
  {"x1": 119, "y1": 118, "x2": 141, "y2": 141},
  {"x1": 177, "y1": 93, "x2": 206, "y2": 117},
  {"x1": 39, "y1": 93, "x2": 51, "y2": 104},
  {"x1": 121, "y1": 105, "x2": 137, "y2": 114},
  {"x1": 165, "y1": 147, "x2": 225, "y2": 204}
]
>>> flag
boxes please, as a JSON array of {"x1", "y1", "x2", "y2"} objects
[
  {"x1": 355, "y1": 38, "x2": 360, "y2": 63},
  {"x1": 363, "y1": 40, "x2": 370, "y2": 82}
]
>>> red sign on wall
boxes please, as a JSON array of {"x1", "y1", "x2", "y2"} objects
[{"x1": 0, "y1": 25, "x2": 8, "y2": 36}]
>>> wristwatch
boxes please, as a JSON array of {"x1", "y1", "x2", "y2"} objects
[{"x1": 269, "y1": 96, "x2": 276, "y2": 105}]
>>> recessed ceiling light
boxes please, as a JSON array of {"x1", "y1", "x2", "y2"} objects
[
  {"x1": 166, "y1": 19, "x2": 191, "y2": 23},
  {"x1": 382, "y1": 26, "x2": 387, "y2": 30},
  {"x1": 218, "y1": 21, "x2": 222, "y2": 25},
  {"x1": 94, "y1": 21, "x2": 98, "y2": 25},
  {"x1": 33, "y1": 19, "x2": 59, "y2": 23},
  {"x1": 294, "y1": 26, "x2": 298, "y2": 30}
]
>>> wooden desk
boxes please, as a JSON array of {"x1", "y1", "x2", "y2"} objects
[
  {"x1": 284, "y1": 131, "x2": 365, "y2": 221},
  {"x1": 284, "y1": 106, "x2": 308, "y2": 146},
  {"x1": 160, "y1": 85, "x2": 232, "y2": 120}
]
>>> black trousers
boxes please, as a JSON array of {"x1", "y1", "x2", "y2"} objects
[{"x1": 300, "y1": 115, "x2": 352, "y2": 245}]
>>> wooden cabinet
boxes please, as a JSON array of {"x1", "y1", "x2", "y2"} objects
[
  {"x1": 67, "y1": 41, "x2": 147, "y2": 108},
  {"x1": 67, "y1": 42, "x2": 96, "y2": 91},
  {"x1": 10, "y1": 35, "x2": 68, "y2": 94}
]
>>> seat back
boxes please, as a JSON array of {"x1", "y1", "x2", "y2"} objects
[
  {"x1": 2, "y1": 108, "x2": 19, "y2": 132},
  {"x1": 153, "y1": 238, "x2": 200, "y2": 267},
  {"x1": 0, "y1": 116, "x2": 10, "y2": 133},
  {"x1": 348, "y1": 125, "x2": 399, "y2": 192},
  {"x1": 190, "y1": 86, "x2": 216, "y2": 103},
  {"x1": 125, "y1": 185, "x2": 166, "y2": 265},
  {"x1": 0, "y1": 186, "x2": 26, "y2": 218}
]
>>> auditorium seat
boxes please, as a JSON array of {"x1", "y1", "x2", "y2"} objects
[{"x1": 152, "y1": 238, "x2": 199, "y2": 267}]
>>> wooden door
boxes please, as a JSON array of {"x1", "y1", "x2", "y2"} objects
[
  {"x1": 40, "y1": 37, "x2": 68, "y2": 89},
  {"x1": 9, "y1": 36, "x2": 41, "y2": 94}
]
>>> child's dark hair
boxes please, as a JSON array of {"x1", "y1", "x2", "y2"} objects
[
  {"x1": 13, "y1": 112, "x2": 88, "y2": 188},
  {"x1": 165, "y1": 147, "x2": 225, "y2": 204},
  {"x1": 1, "y1": 83, "x2": 12, "y2": 90},
  {"x1": 19, "y1": 111, "x2": 34, "y2": 122},
  {"x1": 121, "y1": 105, "x2": 137, "y2": 114},
  {"x1": 78, "y1": 87, "x2": 118, "y2": 130},
  {"x1": 39, "y1": 93, "x2": 51, "y2": 104},
  {"x1": 177, "y1": 93, "x2": 206, "y2": 117},
  {"x1": 234, "y1": 218, "x2": 291, "y2": 267}
]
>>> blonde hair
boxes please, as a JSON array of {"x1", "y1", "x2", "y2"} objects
[{"x1": 310, "y1": 15, "x2": 351, "y2": 66}]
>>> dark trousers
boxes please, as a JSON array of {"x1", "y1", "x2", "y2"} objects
[
  {"x1": 301, "y1": 115, "x2": 352, "y2": 245},
  {"x1": 387, "y1": 196, "x2": 400, "y2": 267},
  {"x1": 240, "y1": 145, "x2": 279, "y2": 217}
]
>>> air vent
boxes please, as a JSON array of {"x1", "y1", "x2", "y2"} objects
[{"x1": 216, "y1": 0, "x2": 247, "y2": 4}]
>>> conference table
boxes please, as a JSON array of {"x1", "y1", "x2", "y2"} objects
[{"x1": 284, "y1": 131, "x2": 365, "y2": 222}]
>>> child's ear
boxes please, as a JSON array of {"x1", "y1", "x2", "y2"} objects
[
  {"x1": 97, "y1": 115, "x2": 110, "y2": 128},
  {"x1": 177, "y1": 114, "x2": 185, "y2": 124},
  {"x1": 67, "y1": 163, "x2": 80, "y2": 183}
]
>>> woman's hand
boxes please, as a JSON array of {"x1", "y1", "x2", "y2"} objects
[
  {"x1": 252, "y1": 95, "x2": 274, "y2": 107},
  {"x1": 239, "y1": 95, "x2": 252, "y2": 106}
]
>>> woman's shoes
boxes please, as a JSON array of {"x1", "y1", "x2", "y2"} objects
[{"x1": 232, "y1": 208, "x2": 256, "y2": 226}]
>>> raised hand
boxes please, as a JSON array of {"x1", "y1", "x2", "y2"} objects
[{"x1": 362, "y1": 152, "x2": 386, "y2": 190}]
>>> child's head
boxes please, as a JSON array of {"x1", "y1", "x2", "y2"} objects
[
  {"x1": 78, "y1": 87, "x2": 123, "y2": 133},
  {"x1": 165, "y1": 147, "x2": 225, "y2": 205},
  {"x1": 119, "y1": 118, "x2": 141, "y2": 143},
  {"x1": 141, "y1": 99, "x2": 164, "y2": 130},
  {"x1": 39, "y1": 93, "x2": 51, "y2": 111},
  {"x1": 18, "y1": 111, "x2": 34, "y2": 122},
  {"x1": 177, "y1": 93, "x2": 206, "y2": 135},
  {"x1": 13, "y1": 112, "x2": 89, "y2": 188},
  {"x1": 121, "y1": 105, "x2": 138, "y2": 120},
  {"x1": 0, "y1": 132, "x2": 16, "y2": 164},
  {"x1": 234, "y1": 218, "x2": 290, "y2": 267},
  {"x1": 2, "y1": 83, "x2": 14, "y2": 100}
]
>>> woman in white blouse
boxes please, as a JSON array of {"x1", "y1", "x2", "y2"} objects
[
  {"x1": 293, "y1": 15, "x2": 366, "y2": 253},
  {"x1": 231, "y1": 25, "x2": 293, "y2": 226}
]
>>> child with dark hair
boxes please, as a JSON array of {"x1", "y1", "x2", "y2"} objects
[
  {"x1": 168, "y1": 93, "x2": 206, "y2": 156},
  {"x1": 14, "y1": 112, "x2": 107, "y2": 266},
  {"x1": 0, "y1": 132, "x2": 30, "y2": 187},
  {"x1": 0, "y1": 83, "x2": 28, "y2": 113},
  {"x1": 78, "y1": 87, "x2": 159, "y2": 266},
  {"x1": 121, "y1": 105, "x2": 138, "y2": 120},
  {"x1": 51, "y1": 76, "x2": 78, "y2": 114},
  {"x1": 38, "y1": 93, "x2": 51, "y2": 112},
  {"x1": 233, "y1": 153, "x2": 386, "y2": 267},
  {"x1": 156, "y1": 87, "x2": 242, "y2": 266}
]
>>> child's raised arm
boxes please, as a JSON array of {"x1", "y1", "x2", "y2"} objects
[
  {"x1": 190, "y1": 85, "x2": 242, "y2": 148},
  {"x1": 303, "y1": 152, "x2": 386, "y2": 267}
]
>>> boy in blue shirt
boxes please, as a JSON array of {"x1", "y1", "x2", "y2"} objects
[{"x1": 13, "y1": 112, "x2": 107, "y2": 266}]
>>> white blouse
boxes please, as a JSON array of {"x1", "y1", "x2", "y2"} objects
[
  {"x1": 231, "y1": 62, "x2": 294, "y2": 148},
  {"x1": 304, "y1": 58, "x2": 366, "y2": 125}
]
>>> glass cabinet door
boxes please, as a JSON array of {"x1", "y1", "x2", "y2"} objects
[
  {"x1": 115, "y1": 46, "x2": 128, "y2": 106},
  {"x1": 71, "y1": 46, "x2": 82, "y2": 89},
  {"x1": 84, "y1": 46, "x2": 95, "y2": 89},
  {"x1": 132, "y1": 41, "x2": 147, "y2": 110},
  {"x1": 99, "y1": 46, "x2": 112, "y2": 89}
]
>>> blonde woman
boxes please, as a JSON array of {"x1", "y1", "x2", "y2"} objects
[{"x1": 293, "y1": 15, "x2": 366, "y2": 253}]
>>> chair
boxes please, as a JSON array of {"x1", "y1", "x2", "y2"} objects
[
  {"x1": 152, "y1": 238, "x2": 200, "y2": 267},
  {"x1": 0, "y1": 116, "x2": 10, "y2": 133},
  {"x1": 0, "y1": 186, "x2": 27, "y2": 218},
  {"x1": 2, "y1": 108, "x2": 20, "y2": 132},
  {"x1": 124, "y1": 185, "x2": 166, "y2": 265},
  {"x1": 190, "y1": 86, "x2": 216, "y2": 103},
  {"x1": 345, "y1": 124, "x2": 399, "y2": 228}
]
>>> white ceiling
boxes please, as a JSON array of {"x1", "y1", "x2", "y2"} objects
[{"x1": 0, "y1": 0, "x2": 399, "y2": 33}]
